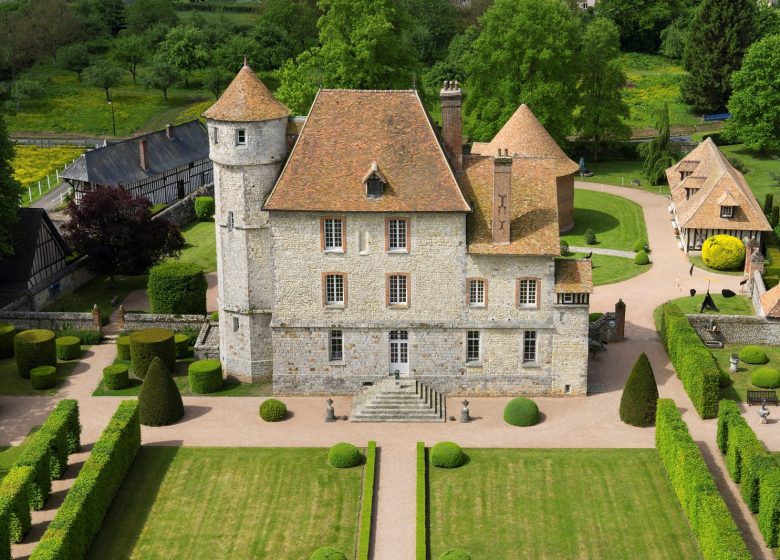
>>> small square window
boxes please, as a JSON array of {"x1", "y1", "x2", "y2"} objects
[
  {"x1": 236, "y1": 129, "x2": 246, "y2": 145},
  {"x1": 329, "y1": 330, "x2": 343, "y2": 361},
  {"x1": 721, "y1": 206, "x2": 734, "y2": 218},
  {"x1": 562, "y1": 293, "x2": 574, "y2": 304}
]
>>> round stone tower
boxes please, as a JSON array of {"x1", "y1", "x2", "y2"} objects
[{"x1": 203, "y1": 62, "x2": 289, "y2": 382}]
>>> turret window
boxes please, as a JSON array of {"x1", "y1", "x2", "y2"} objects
[
  {"x1": 212, "y1": 127, "x2": 219, "y2": 144},
  {"x1": 236, "y1": 129, "x2": 246, "y2": 146}
]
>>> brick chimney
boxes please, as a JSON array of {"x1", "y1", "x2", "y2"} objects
[
  {"x1": 139, "y1": 139, "x2": 148, "y2": 171},
  {"x1": 440, "y1": 80, "x2": 462, "y2": 171},
  {"x1": 492, "y1": 149, "x2": 512, "y2": 245},
  {"x1": 165, "y1": 123, "x2": 174, "y2": 140}
]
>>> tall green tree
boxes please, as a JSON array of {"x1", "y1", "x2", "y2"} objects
[
  {"x1": 112, "y1": 34, "x2": 148, "y2": 85},
  {"x1": 681, "y1": 0, "x2": 757, "y2": 112},
  {"x1": 126, "y1": 0, "x2": 178, "y2": 34},
  {"x1": 598, "y1": 0, "x2": 689, "y2": 53},
  {"x1": 58, "y1": 43, "x2": 92, "y2": 81},
  {"x1": 257, "y1": 0, "x2": 319, "y2": 55},
  {"x1": 401, "y1": 0, "x2": 461, "y2": 65},
  {"x1": 639, "y1": 103, "x2": 676, "y2": 185},
  {"x1": 144, "y1": 61, "x2": 182, "y2": 103},
  {"x1": 464, "y1": 0, "x2": 580, "y2": 143},
  {"x1": 83, "y1": 60, "x2": 124, "y2": 101},
  {"x1": 575, "y1": 17, "x2": 630, "y2": 160},
  {"x1": 157, "y1": 25, "x2": 208, "y2": 88},
  {"x1": 725, "y1": 35, "x2": 780, "y2": 152},
  {"x1": 0, "y1": 112, "x2": 23, "y2": 256}
]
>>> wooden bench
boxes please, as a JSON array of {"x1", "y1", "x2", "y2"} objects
[{"x1": 747, "y1": 390, "x2": 779, "y2": 406}]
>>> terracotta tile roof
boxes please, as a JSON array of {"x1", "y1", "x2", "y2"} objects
[
  {"x1": 761, "y1": 284, "x2": 780, "y2": 318},
  {"x1": 458, "y1": 154, "x2": 560, "y2": 256},
  {"x1": 471, "y1": 104, "x2": 579, "y2": 177},
  {"x1": 203, "y1": 64, "x2": 289, "y2": 122},
  {"x1": 554, "y1": 259, "x2": 593, "y2": 293},
  {"x1": 265, "y1": 90, "x2": 469, "y2": 212},
  {"x1": 668, "y1": 138, "x2": 771, "y2": 233}
]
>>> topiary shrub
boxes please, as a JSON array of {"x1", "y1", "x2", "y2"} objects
[
  {"x1": 309, "y1": 547, "x2": 347, "y2": 560},
  {"x1": 719, "y1": 368, "x2": 733, "y2": 388},
  {"x1": 55, "y1": 336, "x2": 81, "y2": 361},
  {"x1": 560, "y1": 240, "x2": 570, "y2": 256},
  {"x1": 584, "y1": 228, "x2": 597, "y2": 245},
  {"x1": 209, "y1": 311, "x2": 219, "y2": 322},
  {"x1": 14, "y1": 329, "x2": 56, "y2": 379},
  {"x1": 702, "y1": 234, "x2": 746, "y2": 271},
  {"x1": 588, "y1": 312, "x2": 604, "y2": 322},
  {"x1": 117, "y1": 335, "x2": 131, "y2": 360},
  {"x1": 103, "y1": 364, "x2": 130, "y2": 390},
  {"x1": 194, "y1": 196, "x2": 215, "y2": 220},
  {"x1": 752, "y1": 367, "x2": 780, "y2": 389},
  {"x1": 739, "y1": 345, "x2": 769, "y2": 365},
  {"x1": 30, "y1": 366, "x2": 57, "y2": 390},
  {"x1": 430, "y1": 442, "x2": 466, "y2": 468},
  {"x1": 147, "y1": 261, "x2": 207, "y2": 314},
  {"x1": 259, "y1": 398, "x2": 287, "y2": 422},
  {"x1": 174, "y1": 333, "x2": 189, "y2": 358},
  {"x1": 619, "y1": 353, "x2": 659, "y2": 427},
  {"x1": 633, "y1": 239, "x2": 649, "y2": 252},
  {"x1": 129, "y1": 328, "x2": 175, "y2": 379},
  {"x1": 438, "y1": 550, "x2": 472, "y2": 560},
  {"x1": 55, "y1": 328, "x2": 100, "y2": 345},
  {"x1": 503, "y1": 397, "x2": 540, "y2": 427},
  {"x1": 634, "y1": 249, "x2": 650, "y2": 265},
  {"x1": 188, "y1": 359, "x2": 222, "y2": 394},
  {"x1": 0, "y1": 323, "x2": 15, "y2": 358},
  {"x1": 138, "y1": 357, "x2": 184, "y2": 426},
  {"x1": 328, "y1": 443, "x2": 362, "y2": 468}
]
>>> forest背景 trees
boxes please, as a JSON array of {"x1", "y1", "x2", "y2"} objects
[
  {"x1": 401, "y1": 0, "x2": 461, "y2": 66},
  {"x1": 58, "y1": 43, "x2": 92, "y2": 81},
  {"x1": 639, "y1": 103, "x2": 676, "y2": 185},
  {"x1": 144, "y1": 61, "x2": 182, "y2": 104},
  {"x1": 83, "y1": 60, "x2": 124, "y2": 102},
  {"x1": 28, "y1": 0, "x2": 80, "y2": 65},
  {"x1": 112, "y1": 34, "x2": 148, "y2": 85},
  {"x1": 125, "y1": 0, "x2": 177, "y2": 34},
  {"x1": 0, "y1": 113, "x2": 23, "y2": 256},
  {"x1": 597, "y1": 0, "x2": 691, "y2": 53},
  {"x1": 204, "y1": 67, "x2": 232, "y2": 100},
  {"x1": 156, "y1": 25, "x2": 208, "y2": 88}
]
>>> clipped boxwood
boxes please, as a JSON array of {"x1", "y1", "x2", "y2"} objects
[
  {"x1": 310, "y1": 547, "x2": 347, "y2": 560},
  {"x1": 751, "y1": 367, "x2": 780, "y2": 389},
  {"x1": 702, "y1": 234, "x2": 746, "y2": 271},
  {"x1": 174, "y1": 333, "x2": 189, "y2": 358},
  {"x1": 14, "y1": 329, "x2": 56, "y2": 379},
  {"x1": 55, "y1": 336, "x2": 81, "y2": 361},
  {"x1": 619, "y1": 353, "x2": 659, "y2": 427},
  {"x1": 0, "y1": 323, "x2": 15, "y2": 358},
  {"x1": 116, "y1": 335, "x2": 131, "y2": 360},
  {"x1": 503, "y1": 397, "x2": 540, "y2": 427},
  {"x1": 632, "y1": 238, "x2": 649, "y2": 252},
  {"x1": 588, "y1": 312, "x2": 604, "y2": 322},
  {"x1": 328, "y1": 443, "x2": 362, "y2": 468},
  {"x1": 259, "y1": 398, "x2": 287, "y2": 422},
  {"x1": 138, "y1": 357, "x2": 184, "y2": 426},
  {"x1": 634, "y1": 249, "x2": 650, "y2": 265},
  {"x1": 0, "y1": 465, "x2": 34, "y2": 544},
  {"x1": 719, "y1": 369, "x2": 732, "y2": 388},
  {"x1": 430, "y1": 442, "x2": 466, "y2": 468},
  {"x1": 438, "y1": 551, "x2": 471, "y2": 560},
  {"x1": 129, "y1": 328, "x2": 175, "y2": 379},
  {"x1": 31, "y1": 366, "x2": 57, "y2": 390},
  {"x1": 194, "y1": 196, "x2": 215, "y2": 220},
  {"x1": 103, "y1": 364, "x2": 130, "y2": 390},
  {"x1": 739, "y1": 345, "x2": 769, "y2": 365},
  {"x1": 188, "y1": 359, "x2": 222, "y2": 394},
  {"x1": 147, "y1": 261, "x2": 207, "y2": 315}
]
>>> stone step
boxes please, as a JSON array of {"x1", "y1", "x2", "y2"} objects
[{"x1": 350, "y1": 379, "x2": 445, "y2": 423}]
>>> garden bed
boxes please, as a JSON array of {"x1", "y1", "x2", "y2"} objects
[
  {"x1": 0, "y1": 351, "x2": 83, "y2": 396},
  {"x1": 713, "y1": 344, "x2": 780, "y2": 403}
]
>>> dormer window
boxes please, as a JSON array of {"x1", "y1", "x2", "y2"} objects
[
  {"x1": 721, "y1": 205, "x2": 734, "y2": 218},
  {"x1": 363, "y1": 161, "x2": 387, "y2": 199}
]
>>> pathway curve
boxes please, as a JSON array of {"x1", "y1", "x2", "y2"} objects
[{"x1": 568, "y1": 245, "x2": 636, "y2": 259}]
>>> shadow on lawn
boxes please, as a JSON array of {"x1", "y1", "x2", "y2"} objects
[{"x1": 570, "y1": 208, "x2": 621, "y2": 236}]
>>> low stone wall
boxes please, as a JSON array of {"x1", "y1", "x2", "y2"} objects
[
  {"x1": 687, "y1": 314, "x2": 780, "y2": 345},
  {"x1": 751, "y1": 270, "x2": 766, "y2": 318},
  {"x1": 122, "y1": 313, "x2": 207, "y2": 333},
  {"x1": 153, "y1": 183, "x2": 214, "y2": 227},
  {"x1": 194, "y1": 322, "x2": 219, "y2": 360},
  {"x1": 0, "y1": 310, "x2": 98, "y2": 332}
]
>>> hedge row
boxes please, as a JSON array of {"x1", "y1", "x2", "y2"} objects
[
  {"x1": 416, "y1": 442, "x2": 427, "y2": 560},
  {"x1": 660, "y1": 304, "x2": 720, "y2": 418},
  {"x1": 0, "y1": 465, "x2": 35, "y2": 558},
  {"x1": 147, "y1": 262, "x2": 207, "y2": 315},
  {"x1": 655, "y1": 399, "x2": 750, "y2": 560},
  {"x1": 29, "y1": 401, "x2": 141, "y2": 560},
  {"x1": 358, "y1": 441, "x2": 376, "y2": 560},
  {"x1": 0, "y1": 324, "x2": 15, "y2": 359}
]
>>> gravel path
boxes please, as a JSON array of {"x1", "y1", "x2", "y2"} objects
[{"x1": 568, "y1": 245, "x2": 637, "y2": 259}]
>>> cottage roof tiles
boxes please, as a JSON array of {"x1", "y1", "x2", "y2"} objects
[
  {"x1": 203, "y1": 64, "x2": 289, "y2": 122},
  {"x1": 554, "y1": 259, "x2": 594, "y2": 293},
  {"x1": 761, "y1": 284, "x2": 780, "y2": 318}
]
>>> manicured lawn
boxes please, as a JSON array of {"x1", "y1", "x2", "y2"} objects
[
  {"x1": 167, "y1": 219, "x2": 216, "y2": 273},
  {"x1": 561, "y1": 189, "x2": 647, "y2": 251},
  {"x1": 560, "y1": 253, "x2": 650, "y2": 286},
  {"x1": 714, "y1": 344, "x2": 780, "y2": 403},
  {"x1": 0, "y1": 352, "x2": 83, "y2": 396},
  {"x1": 718, "y1": 144, "x2": 780, "y2": 202},
  {"x1": 45, "y1": 274, "x2": 148, "y2": 323},
  {"x1": 688, "y1": 255, "x2": 744, "y2": 276},
  {"x1": 577, "y1": 160, "x2": 670, "y2": 196},
  {"x1": 662, "y1": 294, "x2": 754, "y2": 316},
  {"x1": 428, "y1": 448, "x2": 702, "y2": 560},
  {"x1": 87, "y1": 447, "x2": 364, "y2": 559}
]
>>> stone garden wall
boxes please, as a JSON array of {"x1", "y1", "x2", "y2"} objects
[
  {"x1": 0, "y1": 310, "x2": 98, "y2": 331},
  {"x1": 688, "y1": 314, "x2": 780, "y2": 346},
  {"x1": 121, "y1": 312, "x2": 207, "y2": 333},
  {"x1": 153, "y1": 183, "x2": 214, "y2": 227},
  {"x1": 1, "y1": 256, "x2": 96, "y2": 313},
  {"x1": 194, "y1": 322, "x2": 220, "y2": 360}
]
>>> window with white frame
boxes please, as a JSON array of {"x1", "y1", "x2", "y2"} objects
[
  {"x1": 388, "y1": 274, "x2": 408, "y2": 306},
  {"x1": 387, "y1": 219, "x2": 408, "y2": 252},
  {"x1": 523, "y1": 331, "x2": 537, "y2": 363},
  {"x1": 329, "y1": 330, "x2": 343, "y2": 361},
  {"x1": 466, "y1": 330, "x2": 480, "y2": 363},
  {"x1": 562, "y1": 293, "x2": 574, "y2": 304},
  {"x1": 325, "y1": 274, "x2": 345, "y2": 306},
  {"x1": 323, "y1": 218, "x2": 344, "y2": 251},
  {"x1": 721, "y1": 205, "x2": 734, "y2": 218},
  {"x1": 468, "y1": 279, "x2": 486, "y2": 307},
  {"x1": 517, "y1": 279, "x2": 537, "y2": 307},
  {"x1": 236, "y1": 129, "x2": 246, "y2": 145}
]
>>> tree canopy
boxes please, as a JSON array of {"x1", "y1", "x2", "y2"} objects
[
  {"x1": 0, "y1": 113, "x2": 23, "y2": 256},
  {"x1": 83, "y1": 60, "x2": 124, "y2": 101},
  {"x1": 597, "y1": 0, "x2": 693, "y2": 53},
  {"x1": 639, "y1": 103, "x2": 677, "y2": 185}
]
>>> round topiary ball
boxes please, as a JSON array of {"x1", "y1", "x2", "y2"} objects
[
  {"x1": 30, "y1": 365, "x2": 57, "y2": 390},
  {"x1": 702, "y1": 234, "x2": 746, "y2": 271},
  {"x1": 103, "y1": 364, "x2": 130, "y2": 390},
  {"x1": 174, "y1": 333, "x2": 189, "y2": 358},
  {"x1": 438, "y1": 550, "x2": 472, "y2": 560},
  {"x1": 328, "y1": 443, "x2": 362, "y2": 468},
  {"x1": 430, "y1": 442, "x2": 466, "y2": 468},
  {"x1": 188, "y1": 359, "x2": 223, "y2": 394},
  {"x1": 117, "y1": 335, "x2": 131, "y2": 361},
  {"x1": 194, "y1": 196, "x2": 215, "y2": 220},
  {"x1": 55, "y1": 336, "x2": 81, "y2": 361},
  {"x1": 503, "y1": 397, "x2": 540, "y2": 427},
  {"x1": 309, "y1": 547, "x2": 347, "y2": 560},
  {"x1": 14, "y1": 329, "x2": 56, "y2": 379},
  {"x1": 0, "y1": 324, "x2": 15, "y2": 359},
  {"x1": 147, "y1": 261, "x2": 207, "y2": 315},
  {"x1": 739, "y1": 345, "x2": 769, "y2": 365},
  {"x1": 632, "y1": 239, "x2": 649, "y2": 253},
  {"x1": 129, "y1": 328, "x2": 176, "y2": 379},
  {"x1": 634, "y1": 249, "x2": 650, "y2": 265},
  {"x1": 752, "y1": 367, "x2": 780, "y2": 389},
  {"x1": 259, "y1": 398, "x2": 287, "y2": 422}
]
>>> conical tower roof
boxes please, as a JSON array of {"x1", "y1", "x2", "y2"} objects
[
  {"x1": 472, "y1": 104, "x2": 578, "y2": 175},
  {"x1": 203, "y1": 63, "x2": 289, "y2": 122}
]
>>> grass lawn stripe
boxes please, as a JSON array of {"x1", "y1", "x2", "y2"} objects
[{"x1": 562, "y1": 189, "x2": 648, "y2": 252}]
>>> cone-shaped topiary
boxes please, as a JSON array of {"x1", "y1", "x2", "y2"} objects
[
  {"x1": 634, "y1": 249, "x2": 650, "y2": 265},
  {"x1": 752, "y1": 367, "x2": 780, "y2": 389},
  {"x1": 117, "y1": 335, "x2": 131, "y2": 360},
  {"x1": 430, "y1": 442, "x2": 466, "y2": 468},
  {"x1": 503, "y1": 398, "x2": 540, "y2": 426},
  {"x1": 259, "y1": 398, "x2": 287, "y2": 422},
  {"x1": 30, "y1": 366, "x2": 57, "y2": 390},
  {"x1": 702, "y1": 234, "x2": 745, "y2": 271},
  {"x1": 0, "y1": 324, "x2": 15, "y2": 358},
  {"x1": 129, "y1": 328, "x2": 176, "y2": 379},
  {"x1": 310, "y1": 547, "x2": 347, "y2": 560},
  {"x1": 14, "y1": 329, "x2": 56, "y2": 378},
  {"x1": 55, "y1": 336, "x2": 81, "y2": 361},
  {"x1": 739, "y1": 346, "x2": 769, "y2": 365},
  {"x1": 103, "y1": 364, "x2": 130, "y2": 390},
  {"x1": 438, "y1": 551, "x2": 472, "y2": 560},
  {"x1": 138, "y1": 357, "x2": 184, "y2": 426},
  {"x1": 328, "y1": 443, "x2": 362, "y2": 468},
  {"x1": 619, "y1": 353, "x2": 659, "y2": 427},
  {"x1": 188, "y1": 359, "x2": 222, "y2": 394}
]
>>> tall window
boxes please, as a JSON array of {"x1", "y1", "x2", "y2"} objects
[
  {"x1": 387, "y1": 219, "x2": 409, "y2": 252},
  {"x1": 467, "y1": 331, "x2": 480, "y2": 362},
  {"x1": 236, "y1": 129, "x2": 246, "y2": 145},
  {"x1": 323, "y1": 218, "x2": 344, "y2": 252},
  {"x1": 517, "y1": 279, "x2": 538, "y2": 307},
  {"x1": 324, "y1": 274, "x2": 346, "y2": 306},
  {"x1": 468, "y1": 279, "x2": 486, "y2": 307},
  {"x1": 212, "y1": 127, "x2": 219, "y2": 144},
  {"x1": 523, "y1": 331, "x2": 537, "y2": 363},
  {"x1": 388, "y1": 274, "x2": 408, "y2": 306},
  {"x1": 329, "y1": 330, "x2": 343, "y2": 361},
  {"x1": 227, "y1": 211, "x2": 234, "y2": 231}
]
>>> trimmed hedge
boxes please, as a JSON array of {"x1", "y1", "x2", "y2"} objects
[
  {"x1": 0, "y1": 466, "x2": 34, "y2": 546},
  {"x1": 30, "y1": 366, "x2": 57, "y2": 390},
  {"x1": 174, "y1": 333, "x2": 189, "y2": 358},
  {"x1": 503, "y1": 398, "x2": 540, "y2": 427},
  {"x1": 13, "y1": 329, "x2": 56, "y2": 379},
  {"x1": 430, "y1": 442, "x2": 466, "y2": 468},
  {"x1": 259, "y1": 399, "x2": 287, "y2": 422},
  {"x1": 634, "y1": 249, "x2": 650, "y2": 265},
  {"x1": 438, "y1": 551, "x2": 471, "y2": 560},
  {"x1": 103, "y1": 364, "x2": 130, "y2": 390},
  {"x1": 358, "y1": 441, "x2": 376, "y2": 560},
  {"x1": 659, "y1": 304, "x2": 720, "y2": 419},
  {"x1": 655, "y1": 399, "x2": 750, "y2": 560},
  {"x1": 147, "y1": 261, "x2": 207, "y2": 315},
  {"x1": 759, "y1": 469, "x2": 780, "y2": 547},
  {"x1": 116, "y1": 336, "x2": 130, "y2": 360},
  {"x1": 29, "y1": 401, "x2": 141, "y2": 560},
  {"x1": 702, "y1": 234, "x2": 746, "y2": 271},
  {"x1": 0, "y1": 324, "x2": 15, "y2": 359},
  {"x1": 309, "y1": 548, "x2": 347, "y2": 560},
  {"x1": 328, "y1": 443, "x2": 362, "y2": 468},
  {"x1": 619, "y1": 352, "x2": 658, "y2": 427},
  {"x1": 15, "y1": 435, "x2": 52, "y2": 510},
  {"x1": 129, "y1": 328, "x2": 175, "y2": 379},
  {"x1": 188, "y1": 360, "x2": 222, "y2": 394},
  {"x1": 716, "y1": 399, "x2": 741, "y2": 454},
  {"x1": 56, "y1": 328, "x2": 100, "y2": 345},
  {"x1": 752, "y1": 367, "x2": 780, "y2": 388},
  {"x1": 40, "y1": 399, "x2": 81, "y2": 480},
  {"x1": 632, "y1": 238, "x2": 649, "y2": 252},
  {"x1": 138, "y1": 357, "x2": 184, "y2": 426},
  {"x1": 55, "y1": 336, "x2": 81, "y2": 361},
  {"x1": 416, "y1": 442, "x2": 426, "y2": 560},
  {"x1": 194, "y1": 196, "x2": 215, "y2": 220},
  {"x1": 739, "y1": 345, "x2": 769, "y2": 365}
]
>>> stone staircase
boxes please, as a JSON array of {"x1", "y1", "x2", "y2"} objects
[{"x1": 351, "y1": 378, "x2": 446, "y2": 423}]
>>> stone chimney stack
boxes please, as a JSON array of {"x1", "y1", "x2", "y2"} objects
[
  {"x1": 492, "y1": 149, "x2": 512, "y2": 245},
  {"x1": 165, "y1": 123, "x2": 174, "y2": 140},
  {"x1": 440, "y1": 80, "x2": 462, "y2": 171},
  {"x1": 139, "y1": 139, "x2": 148, "y2": 171}
]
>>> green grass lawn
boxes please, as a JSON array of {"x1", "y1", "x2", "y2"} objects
[
  {"x1": 87, "y1": 447, "x2": 364, "y2": 559},
  {"x1": 0, "y1": 351, "x2": 83, "y2": 396},
  {"x1": 168, "y1": 219, "x2": 216, "y2": 273},
  {"x1": 661, "y1": 294, "x2": 754, "y2": 316},
  {"x1": 718, "y1": 144, "x2": 780, "y2": 202},
  {"x1": 428, "y1": 448, "x2": 702, "y2": 560},
  {"x1": 560, "y1": 253, "x2": 650, "y2": 286},
  {"x1": 45, "y1": 274, "x2": 148, "y2": 322},
  {"x1": 561, "y1": 189, "x2": 647, "y2": 251},
  {"x1": 688, "y1": 255, "x2": 745, "y2": 276},
  {"x1": 714, "y1": 344, "x2": 780, "y2": 403},
  {"x1": 577, "y1": 160, "x2": 670, "y2": 196}
]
